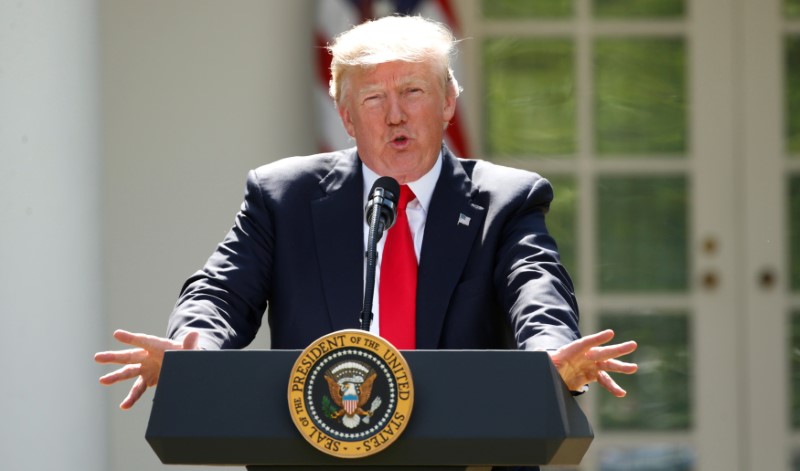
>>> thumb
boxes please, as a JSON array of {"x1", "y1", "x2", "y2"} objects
[{"x1": 182, "y1": 331, "x2": 201, "y2": 350}]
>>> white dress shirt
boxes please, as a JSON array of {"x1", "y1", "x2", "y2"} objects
[{"x1": 361, "y1": 153, "x2": 442, "y2": 336}]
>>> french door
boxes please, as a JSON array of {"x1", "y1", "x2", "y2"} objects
[{"x1": 457, "y1": 0, "x2": 800, "y2": 469}]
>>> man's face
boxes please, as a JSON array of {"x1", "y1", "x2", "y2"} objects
[{"x1": 338, "y1": 60, "x2": 457, "y2": 184}]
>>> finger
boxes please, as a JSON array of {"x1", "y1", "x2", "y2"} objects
[
  {"x1": 585, "y1": 340, "x2": 638, "y2": 362},
  {"x1": 564, "y1": 329, "x2": 614, "y2": 353},
  {"x1": 120, "y1": 376, "x2": 147, "y2": 410},
  {"x1": 598, "y1": 358, "x2": 639, "y2": 375},
  {"x1": 596, "y1": 370, "x2": 627, "y2": 398},
  {"x1": 94, "y1": 348, "x2": 148, "y2": 365},
  {"x1": 553, "y1": 329, "x2": 614, "y2": 361},
  {"x1": 99, "y1": 364, "x2": 141, "y2": 385},
  {"x1": 114, "y1": 329, "x2": 181, "y2": 352}
]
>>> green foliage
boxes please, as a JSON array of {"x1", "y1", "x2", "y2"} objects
[{"x1": 322, "y1": 395, "x2": 338, "y2": 419}]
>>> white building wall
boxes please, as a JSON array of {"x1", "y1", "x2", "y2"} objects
[
  {"x1": 0, "y1": 0, "x2": 106, "y2": 470},
  {"x1": 99, "y1": 1, "x2": 315, "y2": 470},
  {"x1": 1, "y1": 1, "x2": 315, "y2": 470}
]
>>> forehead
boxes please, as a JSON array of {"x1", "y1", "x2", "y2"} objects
[{"x1": 348, "y1": 60, "x2": 442, "y2": 90}]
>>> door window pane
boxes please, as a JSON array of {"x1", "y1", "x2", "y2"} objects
[
  {"x1": 594, "y1": 38, "x2": 687, "y2": 156},
  {"x1": 600, "y1": 445, "x2": 694, "y2": 471},
  {"x1": 599, "y1": 312, "x2": 692, "y2": 430},
  {"x1": 482, "y1": 0, "x2": 573, "y2": 18},
  {"x1": 791, "y1": 310, "x2": 800, "y2": 428},
  {"x1": 788, "y1": 0, "x2": 800, "y2": 17},
  {"x1": 483, "y1": 38, "x2": 576, "y2": 156},
  {"x1": 597, "y1": 176, "x2": 688, "y2": 292},
  {"x1": 546, "y1": 176, "x2": 578, "y2": 278},
  {"x1": 790, "y1": 176, "x2": 800, "y2": 292},
  {"x1": 593, "y1": 0, "x2": 685, "y2": 18},
  {"x1": 787, "y1": 36, "x2": 800, "y2": 155}
]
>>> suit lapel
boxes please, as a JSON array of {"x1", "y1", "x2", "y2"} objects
[
  {"x1": 416, "y1": 150, "x2": 486, "y2": 348},
  {"x1": 311, "y1": 149, "x2": 364, "y2": 332}
]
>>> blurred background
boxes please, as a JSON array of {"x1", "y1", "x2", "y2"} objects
[{"x1": 1, "y1": 0, "x2": 799, "y2": 470}]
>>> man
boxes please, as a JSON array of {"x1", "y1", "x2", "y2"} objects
[{"x1": 96, "y1": 16, "x2": 636, "y2": 415}]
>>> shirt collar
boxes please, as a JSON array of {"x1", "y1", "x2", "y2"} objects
[{"x1": 361, "y1": 152, "x2": 442, "y2": 214}]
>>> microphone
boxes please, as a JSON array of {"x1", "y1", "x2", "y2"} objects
[
  {"x1": 365, "y1": 176, "x2": 400, "y2": 234},
  {"x1": 360, "y1": 176, "x2": 400, "y2": 331}
]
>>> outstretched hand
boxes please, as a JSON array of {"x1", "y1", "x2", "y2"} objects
[
  {"x1": 95, "y1": 329, "x2": 200, "y2": 409},
  {"x1": 549, "y1": 329, "x2": 638, "y2": 397}
]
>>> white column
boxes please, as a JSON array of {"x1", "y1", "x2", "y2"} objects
[{"x1": 0, "y1": 1, "x2": 106, "y2": 470}]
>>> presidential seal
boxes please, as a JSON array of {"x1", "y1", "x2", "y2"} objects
[{"x1": 287, "y1": 330, "x2": 414, "y2": 458}]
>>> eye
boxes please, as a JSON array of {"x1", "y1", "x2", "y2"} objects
[{"x1": 362, "y1": 94, "x2": 383, "y2": 106}]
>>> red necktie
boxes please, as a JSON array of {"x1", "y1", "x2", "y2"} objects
[{"x1": 379, "y1": 185, "x2": 417, "y2": 349}]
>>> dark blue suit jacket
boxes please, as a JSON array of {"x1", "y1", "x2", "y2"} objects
[{"x1": 168, "y1": 146, "x2": 579, "y2": 352}]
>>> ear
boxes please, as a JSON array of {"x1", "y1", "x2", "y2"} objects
[
  {"x1": 338, "y1": 104, "x2": 357, "y2": 138},
  {"x1": 442, "y1": 91, "x2": 457, "y2": 126}
]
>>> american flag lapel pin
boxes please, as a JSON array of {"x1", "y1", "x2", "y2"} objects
[{"x1": 458, "y1": 213, "x2": 471, "y2": 227}]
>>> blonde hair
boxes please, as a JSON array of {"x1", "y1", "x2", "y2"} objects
[{"x1": 327, "y1": 15, "x2": 461, "y2": 106}]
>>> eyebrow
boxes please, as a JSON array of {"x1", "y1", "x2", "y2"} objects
[{"x1": 356, "y1": 77, "x2": 431, "y2": 98}]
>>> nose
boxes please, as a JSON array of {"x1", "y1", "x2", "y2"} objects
[{"x1": 386, "y1": 94, "x2": 406, "y2": 125}]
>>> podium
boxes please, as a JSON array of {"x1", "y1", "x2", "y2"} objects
[{"x1": 146, "y1": 350, "x2": 593, "y2": 469}]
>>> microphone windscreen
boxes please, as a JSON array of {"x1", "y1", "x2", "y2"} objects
[
  {"x1": 366, "y1": 176, "x2": 401, "y2": 227},
  {"x1": 371, "y1": 176, "x2": 400, "y2": 205}
]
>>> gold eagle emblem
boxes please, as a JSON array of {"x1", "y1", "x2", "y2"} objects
[{"x1": 324, "y1": 361, "x2": 381, "y2": 429}]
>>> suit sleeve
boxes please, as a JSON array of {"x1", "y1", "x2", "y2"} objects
[
  {"x1": 167, "y1": 170, "x2": 274, "y2": 350},
  {"x1": 494, "y1": 176, "x2": 580, "y2": 351}
]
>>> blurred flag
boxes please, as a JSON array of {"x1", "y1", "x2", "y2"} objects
[{"x1": 314, "y1": 0, "x2": 471, "y2": 157}]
